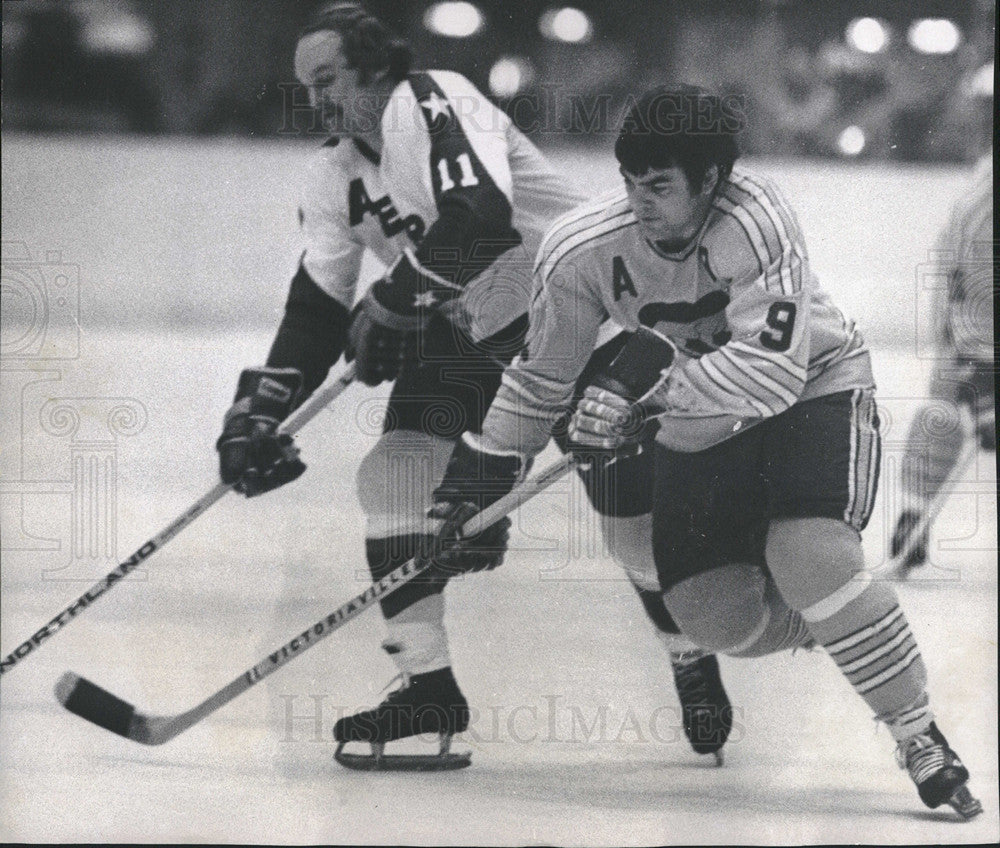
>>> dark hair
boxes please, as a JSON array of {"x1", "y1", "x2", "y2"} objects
[
  {"x1": 614, "y1": 84, "x2": 741, "y2": 190},
  {"x1": 299, "y1": 2, "x2": 412, "y2": 82}
]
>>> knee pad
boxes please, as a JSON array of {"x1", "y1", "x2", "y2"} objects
[
  {"x1": 663, "y1": 563, "x2": 769, "y2": 653},
  {"x1": 356, "y1": 430, "x2": 454, "y2": 537},
  {"x1": 766, "y1": 517, "x2": 865, "y2": 611}
]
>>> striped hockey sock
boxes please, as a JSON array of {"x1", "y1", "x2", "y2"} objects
[{"x1": 801, "y1": 575, "x2": 932, "y2": 737}]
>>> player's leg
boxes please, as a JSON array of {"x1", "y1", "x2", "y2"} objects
[
  {"x1": 649, "y1": 431, "x2": 812, "y2": 659},
  {"x1": 334, "y1": 315, "x2": 521, "y2": 768},
  {"x1": 559, "y1": 333, "x2": 736, "y2": 759},
  {"x1": 764, "y1": 388, "x2": 981, "y2": 818},
  {"x1": 892, "y1": 358, "x2": 994, "y2": 570}
]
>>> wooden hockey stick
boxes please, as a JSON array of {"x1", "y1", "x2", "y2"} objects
[
  {"x1": 54, "y1": 453, "x2": 578, "y2": 744},
  {"x1": 888, "y1": 438, "x2": 979, "y2": 577},
  {"x1": 0, "y1": 365, "x2": 356, "y2": 676}
]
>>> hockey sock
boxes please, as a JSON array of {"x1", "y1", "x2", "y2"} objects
[
  {"x1": 382, "y1": 595, "x2": 452, "y2": 677},
  {"x1": 767, "y1": 517, "x2": 932, "y2": 727},
  {"x1": 367, "y1": 534, "x2": 451, "y2": 676},
  {"x1": 801, "y1": 575, "x2": 931, "y2": 735}
]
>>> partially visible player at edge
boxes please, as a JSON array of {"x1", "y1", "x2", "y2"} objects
[
  {"x1": 890, "y1": 61, "x2": 995, "y2": 574},
  {"x1": 215, "y1": 2, "x2": 733, "y2": 768},
  {"x1": 429, "y1": 85, "x2": 982, "y2": 817}
]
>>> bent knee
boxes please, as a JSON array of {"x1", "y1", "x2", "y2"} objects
[
  {"x1": 766, "y1": 517, "x2": 865, "y2": 610},
  {"x1": 356, "y1": 431, "x2": 455, "y2": 536},
  {"x1": 663, "y1": 563, "x2": 769, "y2": 653}
]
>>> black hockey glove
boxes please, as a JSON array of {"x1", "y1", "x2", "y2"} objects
[
  {"x1": 345, "y1": 252, "x2": 460, "y2": 386},
  {"x1": 425, "y1": 435, "x2": 524, "y2": 576},
  {"x1": 568, "y1": 326, "x2": 676, "y2": 465},
  {"x1": 217, "y1": 367, "x2": 306, "y2": 497}
]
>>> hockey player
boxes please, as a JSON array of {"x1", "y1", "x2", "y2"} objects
[
  {"x1": 215, "y1": 3, "x2": 732, "y2": 769},
  {"x1": 430, "y1": 85, "x2": 982, "y2": 817},
  {"x1": 890, "y1": 151, "x2": 994, "y2": 573}
]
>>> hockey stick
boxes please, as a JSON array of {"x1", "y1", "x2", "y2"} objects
[
  {"x1": 54, "y1": 453, "x2": 578, "y2": 744},
  {"x1": 0, "y1": 365, "x2": 356, "y2": 676},
  {"x1": 887, "y1": 438, "x2": 979, "y2": 577}
]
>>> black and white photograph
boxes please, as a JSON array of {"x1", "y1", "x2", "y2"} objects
[{"x1": 1, "y1": 0, "x2": 996, "y2": 843}]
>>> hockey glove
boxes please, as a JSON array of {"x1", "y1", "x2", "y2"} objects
[
  {"x1": 217, "y1": 367, "x2": 306, "y2": 497},
  {"x1": 345, "y1": 251, "x2": 460, "y2": 386},
  {"x1": 426, "y1": 434, "x2": 524, "y2": 576},
  {"x1": 568, "y1": 326, "x2": 676, "y2": 461},
  {"x1": 976, "y1": 409, "x2": 996, "y2": 452}
]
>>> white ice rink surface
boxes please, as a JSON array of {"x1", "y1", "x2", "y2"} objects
[
  {"x1": 2, "y1": 138, "x2": 997, "y2": 844},
  {"x1": 1, "y1": 331, "x2": 996, "y2": 845}
]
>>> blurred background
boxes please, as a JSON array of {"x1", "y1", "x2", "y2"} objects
[{"x1": 2, "y1": 0, "x2": 995, "y2": 161}]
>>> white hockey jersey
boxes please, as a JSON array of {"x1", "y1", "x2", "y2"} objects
[
  {"x1": 930, "y1": 154, "x2": 993, "y2": 362},
  {"x1": 298, "y1": 70, "x2": 584, "y2": 342},
  {"x1": 481, "y1": 165, "x2": 875, "y2": 454}
]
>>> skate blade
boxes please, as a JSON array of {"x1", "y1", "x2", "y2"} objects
[
  {"x1": 334, "y1": 741, "x2": 472, "y2": 772},
  {"x1": 946, "y1": 785, "x2": 983, "y2": 820},
  {"x1": 712, "y1": 750, "x2": 724, "y2": 767}
]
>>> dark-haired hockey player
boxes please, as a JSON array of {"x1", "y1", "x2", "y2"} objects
[
  {"x1": 429, "y1": 84, "x2": 983, "y2": 817},
  {"x1": 215, "y1": 3, "x2": 732, "y2": 769}
]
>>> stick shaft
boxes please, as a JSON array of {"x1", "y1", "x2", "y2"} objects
[
  {"x1": 1, "y1": 366, "x2": 355, "y2": 676},
  {"x1": 152, "y1": 454, "x2": 577, "y2": 741},
  {"x1": 890, "y1": 439, "x2": 978, "y2": 570}
]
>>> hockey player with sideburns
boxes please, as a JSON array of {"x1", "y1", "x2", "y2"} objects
[
  {"x1": 430, "y1": 84, "x2": 983, "y2": 817},
  {"x1": 216, "y1": 3, "x2": 733, "y2": 770}
]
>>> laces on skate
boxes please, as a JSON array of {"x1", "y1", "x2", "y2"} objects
[
  {"x1": 333, "y1": 667, "x2": 472, "y2": 771},
  {"x1": 669, "y1": 650, "x2": 732, "y2": 765},
  {"x1": 896, "y1": 722, "x2": 983, "y2": 820}
]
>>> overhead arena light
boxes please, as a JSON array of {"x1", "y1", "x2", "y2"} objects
[
  {"x1": 837, "y1": 126, "x2": 866, "y2": 157},
  {"x1": 423, "y1": 2, "x2": 484, "y2": 38},
  {"x1": 845, "y1": 18, "x2": 888, "y2": 54},
  {"x1": 907, "y1": 19, "x2": 961, "y2": 54},
  {"x1": 539, "y1": 7, "x2": 593, "y2": 43},
  {"x1": 488, "y1": 56, "x2": 535, "y2": 97}
]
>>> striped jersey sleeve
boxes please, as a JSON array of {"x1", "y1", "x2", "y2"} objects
[
  {"x1": 475, "y1": 197, "x2": 621, "y2": 456},
  {"x1": 652, "y1": 172, "x2": 812, "y2": 451}
]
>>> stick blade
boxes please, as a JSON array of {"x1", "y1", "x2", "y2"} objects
[{"x1": 55, "y1": 671, "x2": 137, "y2": 739}]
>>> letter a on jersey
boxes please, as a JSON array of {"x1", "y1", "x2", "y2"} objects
[{"x1": 612, "y1": 256, "x2": 638, "y2": 301}]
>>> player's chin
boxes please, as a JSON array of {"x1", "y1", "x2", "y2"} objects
[{"x1": 637, "y1": 219, "x2": 664, "y2": 241}]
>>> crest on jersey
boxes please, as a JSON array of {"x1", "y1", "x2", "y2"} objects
[{"x1": 638, "y1": 290, "x2": 732, "y2": 356}]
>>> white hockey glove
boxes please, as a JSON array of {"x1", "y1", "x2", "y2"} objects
[{"x1": 568, "y1": 327, "x2": 676, "y2": 455}]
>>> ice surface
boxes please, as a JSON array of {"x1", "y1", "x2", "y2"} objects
[{"x1": 1, "y1": 139, "x2": 996, "y2": 844}]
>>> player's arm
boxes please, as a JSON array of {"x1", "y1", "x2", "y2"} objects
[
  {"x1": 217, "y1": 160, "x2": 362, "y2": 496},
  {"x1": 478, "y1": 256, "x2": 609, "y2": 458},
  {"x1": 648, "y1": 216, "x2": 811, "y2": 452},
  {"x1": 348, "y1": 75, "x2": 521, "y2": 384},
  {"x1": 426, "y1": 257, "x2": 608, "y2": 573}
]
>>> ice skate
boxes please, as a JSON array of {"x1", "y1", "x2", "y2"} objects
[
  {"x1": 896, "y1": 722, "x2": 983, "y2": 819},
  {"x1": 670, "y1": 649, "x2": 732, "y2": 765},
  {"x1": 890, "y1": 509, "x2": 928, "y2": 575},
  {"x1": 333, "y1": 666, "x2": 472, "y2": 771}
]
